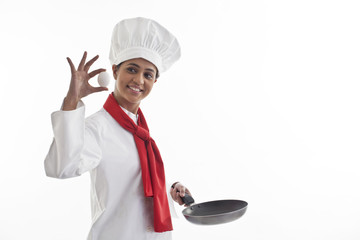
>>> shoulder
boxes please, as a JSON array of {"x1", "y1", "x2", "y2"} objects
[
  {"x1": 85, "y1": 108, "x2": 117, "y2": 131},
  {"x1": 86, "y1": 108, "x2": 107, "y2": 126}
]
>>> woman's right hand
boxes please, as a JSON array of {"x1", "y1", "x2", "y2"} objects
[{"x1": 63, "y1": 51, "x2": 108, "y2": 111}]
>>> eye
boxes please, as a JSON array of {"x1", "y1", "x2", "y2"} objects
[
  {"x1": 126, "y1": 67, "x2": 137, "y2": 73},
  {"x1": 144, "y1": 73, "x2": 154, "y2": 80}
]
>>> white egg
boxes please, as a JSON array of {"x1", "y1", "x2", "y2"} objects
[{"x1": 97, "y1": 71, "x2": 110, "y2": 87}]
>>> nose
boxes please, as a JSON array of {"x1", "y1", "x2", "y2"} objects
[{"x1": 133, "y1": 73, "x2": 145, "y2": 85}]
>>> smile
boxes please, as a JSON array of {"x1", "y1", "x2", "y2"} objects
[{"x1": 128, "y1": 86, "x2": 143, "y2": 93}]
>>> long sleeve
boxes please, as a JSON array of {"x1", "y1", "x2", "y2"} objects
[{"x1": 44, "y1": 101, "x2": 102, "y2": 179}]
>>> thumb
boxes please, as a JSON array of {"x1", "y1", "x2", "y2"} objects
[
  {"x1": 92, "y1": 87, "x2": 108, "y2": 93},
  {"x1": 180, "y1": 186, "x2": 186, "y2": 197}
]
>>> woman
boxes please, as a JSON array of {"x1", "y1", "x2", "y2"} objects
[{"x1": 44, "y1": 17, "x2": 190, "y2": 240}]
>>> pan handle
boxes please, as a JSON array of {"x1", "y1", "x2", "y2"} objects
[
  {"x1": 179, "y1": 192, "x2": 195, "y2": 205},
  {"x1": 172, "y1": 185, "x2": 195, "y2": 205}
]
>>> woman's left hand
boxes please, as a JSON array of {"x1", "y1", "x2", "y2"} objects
[{"x1": 170, "y1": 182, "x2": 191, "y2": 206}]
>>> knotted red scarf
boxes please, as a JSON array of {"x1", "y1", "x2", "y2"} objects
[{"x1": 103, "y1": 93, "x2": 173, "y2": 232}]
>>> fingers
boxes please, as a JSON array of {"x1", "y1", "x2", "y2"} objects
[
  {"x1": 176, "y1": 192, "x2": 185, "y2": 205},
  {"x1": 66, "y1": 57, "x2": 76, "y2": 74},
  {"x1": 178, "y1": 185, "x2": 186, "y2": 198},
  {"x1": 89, "y1": 68, "x2": 106, "y2": 78},
  {"x1": 78, "y1": 51, "x2": 87, "y2": 71},
  {"x1": 171, "y1": 183, "x2": 191, "y2": 206},
  {"x1": 84, "y1": 55, "x2": 99, "y2": 72},
  {"x1": 170, "y1": 188, "x2": 177, "y2": 201},
  {"x1": 91, "y1": 86, "x2": 109, "y2": 93},
  {"x1": 68, "y1": 52, "x2": 104, "y2": 78},
  {"x1": 170, "y1": 187, "x2": 184, "y2": 205}
]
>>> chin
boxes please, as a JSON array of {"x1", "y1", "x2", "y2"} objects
[{"x1": 126, "y1": 97, "x2": 142, "y2": 104}]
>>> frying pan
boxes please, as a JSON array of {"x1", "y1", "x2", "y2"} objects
[{"x1": 179, "y1": 193, "x2": 248, "y2": 225}]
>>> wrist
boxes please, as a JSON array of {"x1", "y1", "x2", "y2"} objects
[{"x1": 62, "y1": 95, "x2": 80, "y2": 111}]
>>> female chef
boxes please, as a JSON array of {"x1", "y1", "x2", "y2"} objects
[{"x1": 44, "y1": 17, "x2": 190, "y2": 240}]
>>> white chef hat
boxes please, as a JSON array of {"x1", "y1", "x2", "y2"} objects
[{"x1": 109, "y1": 17, "x2": 181, "y2": 74}]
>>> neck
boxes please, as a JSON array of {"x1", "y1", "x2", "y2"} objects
[{"x1": 113, "y1": 92, "x2": 140, "y2": 114}]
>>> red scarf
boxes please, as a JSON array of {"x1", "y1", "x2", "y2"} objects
[{"x1": 103, "y1": 93, "x2": 173, "y2": 232}]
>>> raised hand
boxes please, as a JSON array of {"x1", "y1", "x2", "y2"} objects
[{"x1": 63, "y1": 51, "x2": 108, "y2": 110}]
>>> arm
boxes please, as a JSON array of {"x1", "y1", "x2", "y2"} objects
[
  {"x1": 44, "y1": 101, "x2": 103, "y2": 178},
  {"x1": 44, "y1": 52, "x2": 108, "y2": 178}
]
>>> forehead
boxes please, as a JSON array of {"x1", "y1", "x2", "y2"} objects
[{"x1": 122, "y1": 58, "x2": 157, "y2": 71}]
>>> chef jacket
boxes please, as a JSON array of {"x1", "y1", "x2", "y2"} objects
[{"x1": 44, "y1": 101, "x2": 173, "y2": 240}]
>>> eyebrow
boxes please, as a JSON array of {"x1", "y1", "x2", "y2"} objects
[{"x1": 126, "y1": 63, "x2": 156, "y2": 73}]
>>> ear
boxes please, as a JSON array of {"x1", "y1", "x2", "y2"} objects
[
  {"x1": 112, "y1": 64, "x2": 118, "y2": 79},
  {"x1": 154, "y1": 79, "x2": 157, "y2": 83}
]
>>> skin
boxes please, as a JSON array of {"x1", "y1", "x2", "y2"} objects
[
  {"x1": 112, "y1": 58, "x2": 157, "y2": 114},
  {"x1": 63, "y1": 52, "x2": 107, "y2": 110},
  {"x1": 62, "y1": 51, "x2": 190, "y2": 205},
  {"x1": 170, "y1": 182, "x2": 192, "y2": 206}
]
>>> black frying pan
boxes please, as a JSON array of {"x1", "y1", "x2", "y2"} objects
[{"x1": 180, "y1": 194, "x2": 248, "y2": 225}]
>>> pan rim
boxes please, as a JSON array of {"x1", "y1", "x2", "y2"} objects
[{"x1": 182, "y1": 199, "x2": 248, "y2": 218}]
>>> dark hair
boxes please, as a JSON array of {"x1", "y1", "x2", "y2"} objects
[{"x1": 117, "y1": 62, "x2": 159, "y2": 79}]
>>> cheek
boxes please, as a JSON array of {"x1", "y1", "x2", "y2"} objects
[
  {"x1": 114, "y1": 79, "x2": 126, "y2": 94},
  {"x1": 147, "y1": 81, "x2": 155, "y2": 89},
  {"x1": 115, "y1": 75, "x2": 128, "y2": 88},
  {"x1": 145, "y1": 83, "x2": 155, "y2": 94},
  {"x1": 114, "y1": 79, "x2": 120, "y2": 89}
]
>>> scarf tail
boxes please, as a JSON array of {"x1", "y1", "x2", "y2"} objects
[
  {"x1": 148, "y1": 141, "x2": 173, "y2": 232},
  {"x1": 103, "y1": 93, "x2": 173, "y2": 232}
]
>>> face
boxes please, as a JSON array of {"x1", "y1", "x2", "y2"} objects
[{"x1": 112, "y1": 58, "x2": 158, "y2": 113}]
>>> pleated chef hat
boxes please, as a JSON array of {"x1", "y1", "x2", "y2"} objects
[{"x1": 109, "y1": 17, "x2": 181, "y2": 74}]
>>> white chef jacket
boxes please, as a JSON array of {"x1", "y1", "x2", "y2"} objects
[{"x1": 44, "y1": 101, "x2": 173, "y2": 240}]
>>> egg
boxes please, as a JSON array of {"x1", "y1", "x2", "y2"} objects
[{"x1": 97, "y1": 71, "x2": 110, "y2": 87}]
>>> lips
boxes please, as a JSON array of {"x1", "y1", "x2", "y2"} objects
[{"x1": 127, "y1": 85, "x2": 143, "y2": 93}]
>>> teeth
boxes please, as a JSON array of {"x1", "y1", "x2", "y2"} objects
[{"x1": 129, "y1": 86, "x2": 141, "y2": 92}]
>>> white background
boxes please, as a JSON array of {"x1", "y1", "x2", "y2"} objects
[{"x1": 1, "y1": 0, "x2": 360, "y2": 239}]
